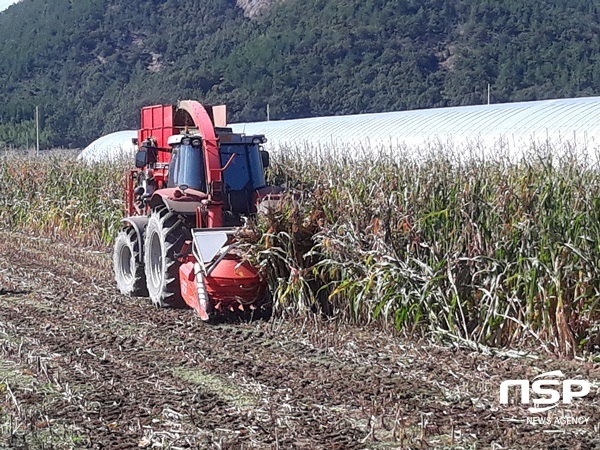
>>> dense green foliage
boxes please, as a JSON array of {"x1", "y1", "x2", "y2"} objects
[{"x1": 0, "y1": 0, "x2": 599, "y2": 148}]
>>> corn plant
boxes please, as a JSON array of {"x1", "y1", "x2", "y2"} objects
[
  {"x1": 0, "y1": 152, "x2": 125, "y2": 246},
  {"x1": 252, "y1": 141, "x2": 600, "y2": 357}
]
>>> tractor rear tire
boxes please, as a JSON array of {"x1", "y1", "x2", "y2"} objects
[
  {"x1": 144, "y1": 208, "x2": 189, "y2": 308},
  {"x1": 113, "y1": 229, "x2": 148, "y2": 297}
]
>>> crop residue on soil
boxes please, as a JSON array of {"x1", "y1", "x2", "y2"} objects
[{"x1": 0, "y1": 230, "x2": 598, "y2": 449}]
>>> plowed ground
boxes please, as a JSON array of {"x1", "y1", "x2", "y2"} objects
[{"x1": 0, "y1": 230, "x2": 598, "y2": 449}]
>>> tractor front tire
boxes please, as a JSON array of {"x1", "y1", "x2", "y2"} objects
[
  {"x1": 113, "y1": 229, "x2": 148, "y2": 297},
  {"x1": 144, "y1": 208, "x2": 188, "y2": 308}
]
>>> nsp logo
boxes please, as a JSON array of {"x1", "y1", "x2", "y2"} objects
[{"x1": 500, "y1": 370, "x2": 590, "y2": 413}]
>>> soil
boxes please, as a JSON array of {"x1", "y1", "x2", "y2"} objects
[{"x1": 0, "y1": 230, "x2": 598, "y2": 449}]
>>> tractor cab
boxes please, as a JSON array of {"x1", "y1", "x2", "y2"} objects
[
  {"x1": 166, "y1": 134, "x2": 206, "y2": 192},
  {"x1": 217, "y1": 131, "x2": 269, "y2": 225},
  {"x1": 160, "y1": 130, "x2": 269, "y2": 226}
]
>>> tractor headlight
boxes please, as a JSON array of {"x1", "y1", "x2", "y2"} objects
[
  {"x1": 192, "y1": 139, "x2": 201, "y2": 147},
  {"x1": 182, "y1": 138, "x2": 191, "y2": 145}
]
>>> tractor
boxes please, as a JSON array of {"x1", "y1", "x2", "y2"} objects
[{"x1": 113, "y1": 101, "x2": 278, "y2": 321}]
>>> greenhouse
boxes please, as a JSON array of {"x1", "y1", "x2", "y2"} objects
[
  {"x1": 79, "y1": 96, "x2": 600, "y2": 162},
  {"x1": 77, "y1": 130, "x2": 137, "y2": 163},
  {"x1": 231, "y1": 95, "x2": 600, "y2": 160}
]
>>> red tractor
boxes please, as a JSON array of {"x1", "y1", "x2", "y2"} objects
[{"x1": 113, "y1": 101, "x2": 277, "y2": 321}]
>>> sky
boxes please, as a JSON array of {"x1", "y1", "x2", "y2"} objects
[{"x1": 0, "y1": 0, "x2": 19, "y2": 12}]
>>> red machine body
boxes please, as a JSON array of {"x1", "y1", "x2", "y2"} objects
[
  {"x1": 128, "y1": 102, "x2": 225, "y2": 226},
  {"x1": 114, "y1": 101, "x2": 276, "y2": 321}
]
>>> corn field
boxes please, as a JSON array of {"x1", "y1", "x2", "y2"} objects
[
  {"x1": 0, "y1": 145, "x2": 599, "y2": 357},
  {"x1": 0, "y1": 151, "x2": 123, "y2": 246}
]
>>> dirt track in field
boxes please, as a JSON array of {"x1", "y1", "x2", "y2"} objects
[{"x1": 0, "y1": 230, "x2": 598, "y2": 449}]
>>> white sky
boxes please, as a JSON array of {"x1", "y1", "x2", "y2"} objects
[{"x1": 0, "y1": 0, "x2": 19, "y2": 12}]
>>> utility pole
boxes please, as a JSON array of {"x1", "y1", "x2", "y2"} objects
[
  {"x1": 267, "y1": 103, "x2": 270, "y2": 121},
  {"x1": 487, "y1": 84, "x2": 491, "y2": 105},
  {"x1": 35, "y1": 106, "x2": 39, "y2": 154}
]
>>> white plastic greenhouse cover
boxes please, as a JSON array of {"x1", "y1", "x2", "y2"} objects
[
  {"x1": 78, "y1": 96, "x2": 600, "y2": 162},
  {"x1": 77, "y1": 130, "x2": 137, "y2": 162},
  {"x1": 231, "y1": 96, "x2": 600, "y2": 160}
]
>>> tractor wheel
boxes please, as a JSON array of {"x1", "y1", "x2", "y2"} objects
[
  {"x1": 113, "y1": 229, "x2": 148, "y2": 297},
  {"x1": 143, "y1": 208, "x2": 189, "y2": 308}
]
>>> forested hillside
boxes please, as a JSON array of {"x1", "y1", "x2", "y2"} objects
[{"x1": 0, "y1": 0, "x2": 599, "y2": 148}]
